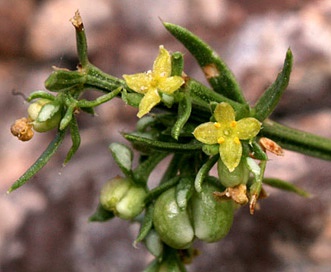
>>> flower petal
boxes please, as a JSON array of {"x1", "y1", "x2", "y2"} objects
[
  {"x1": 137, "y1": 89, "x2": 161, "y2": 118},
  {"x1": 219, "y1": 137, "x2": 242, "y2": 172},
  {"x1": 153, "y1": 45, "x2": 171, "y2": 78},
  {"x1": 193, "y1": 122, "x2": 220, "y2": 144},
  {"x1": 236, "y1": 118, "x2": 261, "y2": 140},
  {"x1": 158, "y1": 76, "x2": 184, "y2": 94},
  {"x1": 123, "y1": 73, "x2": 152, "y2": 94},
  {"x1": 214, "y1": 102, "x2": 235, "y2": 124}
]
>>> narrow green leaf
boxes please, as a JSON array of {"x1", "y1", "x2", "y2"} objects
[
  {"x1": 164, "y1": 22, "x2": 246, "y2": 104},
  {"x1": 195, "y1": 154, "x2": 219, "y2": 192},
  {"x1": 27, "y1": 91, "x2": 56, "y2": 102},
  {"x1": 64, "y1": 117, "x2": 81, "y2": 165},
  {"x1": 171, "y1": 93, "x2": 192, "y2": 140},
  {"x1": 253, "y1": 49, "x2": 293, "y2": 121},
  {"x1": 134, "y1": 204, "x2": 154, "y2": 244},
  {"x1": 263, "y1": 178, "x2": 310, "y2": 197},
  {"x1": 8, "y1": 130, "x2": 66, "y2": 193},
  {"x1": 261, "y1": 119, "x2": 331, "y2": 161},
  {"x1": 144, "y1": 176, "x2": 181, "y2": 204},
  {"x1": 109, "y1": 143, "x2": 133, "y2": 177},
  {"x1": 44, "y1": 69, "x2": 86, "y2": 92},
  {"x1": 250, "y1": 141, "x2": 268, "y2": 161},
  {"x1": 59, "y1": 105, "x2": 74, "y2": 130},
  {"x1": 176, "y1": 177, "x2": 194, "y2": 210},
  {"x1": 86, "y1": 64, "x2": 124, "y2": 92},
  {"x1": 123, "y1": 132, "x2": 203, "y2": 153},
  {"x1": 143, "y1": 259, "x2": 160, "y2": 272},
  {"x1": 89, "y1": 203, "x2": 115, "y2": 222}
]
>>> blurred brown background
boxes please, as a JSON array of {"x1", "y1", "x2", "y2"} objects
[{"x1": 1, "y1": 0, "x2": 331, "y2": 271}]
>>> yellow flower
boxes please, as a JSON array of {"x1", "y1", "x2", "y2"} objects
[
  {"x1": 193, "y1": 102, "x2": 261, "y2": 172},
  {"x1": 123, "y1": 45, "x2": 185, "y2": 118}
]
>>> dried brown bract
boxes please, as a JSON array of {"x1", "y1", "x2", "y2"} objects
[
  {"x1": 213, "y1": 184, "x2": 249, "y2": 205},
  {"x1": 259, "y1": 137, "x2": 284, "y2": 156}
]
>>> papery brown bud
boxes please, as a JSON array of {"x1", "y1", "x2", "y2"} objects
[{"x1": 11, "y1": 117, "x2": 34, "y2": 141}]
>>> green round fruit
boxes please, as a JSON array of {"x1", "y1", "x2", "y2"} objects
[
  {"x1": 191, "y1": 182, "x2": 234, "y2": 242},
  {"x1": 153, "y1": 187, "x2": 194, "y2": 249}
]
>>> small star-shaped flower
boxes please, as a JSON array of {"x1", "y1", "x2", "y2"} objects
[
  {"x1": 193, "y1": 102, "x2": 261, "y2": 172},
  {"x1": 123, "y1": 45, "x2": 185, "y2": 118}
]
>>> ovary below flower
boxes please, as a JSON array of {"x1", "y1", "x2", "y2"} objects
[
  {"x1": 193, "y1": 102, "x2": 261, "y2": 172},
  {"x1": 123, "y1": 45, "x2": 184, "y2": 118}
]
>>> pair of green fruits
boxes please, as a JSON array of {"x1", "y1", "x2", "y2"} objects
[{"x1": 100, "y1": 177, "x2": 234, "y2": 249}]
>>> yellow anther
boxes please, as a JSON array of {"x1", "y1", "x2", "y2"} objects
[
  {"x1": 218, "y1": 137, "x2": 225, "y2": 144},
  {"x1": 214, "y1": 122, "x2": 221, "y2": 128},
  {"x1": 230, "y1": 121, "x2": 237, "y2": 128},
  {"x1": 233, "y1": 137, "x2": 240, "y2": 144}
]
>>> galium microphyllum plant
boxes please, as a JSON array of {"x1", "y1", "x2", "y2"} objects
[{"x1": 9, "y1": 11, "x2": 331, "y2": 271}]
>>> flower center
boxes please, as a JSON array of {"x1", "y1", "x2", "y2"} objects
[{"x1": 223, "y1": 128, "x2": 233, "y2": 137}]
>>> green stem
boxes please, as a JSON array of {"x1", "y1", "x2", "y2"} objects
[
  {"x1": 71, "y1": 10, "x2": 89, "y2": 67},
  {"x1": 71, "y1": 11, "x2": 124, "y2": 93},
  {"x1": 261, "y1": 119, "x2": 331, "y2": 160},
  {"x1": 77, "y1": 86, "x2": 122, "y2": 107}
]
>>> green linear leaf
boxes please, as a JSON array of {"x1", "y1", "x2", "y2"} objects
[
  {"x1": 171, "y1": 93, "x2": 192, "y2": 140},
  {"x1": 89, "y1": 203, "x2": 115, "y2": 222},
  {"x1": 164, "y1": 22, "x2": 246, "y2": 104},
  {"x1": 263, "y1": 178, "x2": 310, "y2": 197},
  {"x1": 123, "y1": 132, "x2": 203, "y2": 152},
  {"x1": 134, "y1": 204, "x2": 154, "y2": 244},
  {"x1": 253, "y1": 49, "x2": 293, "y2": 121},
  {"x1": 109, "y1": 143, "x2": 134, "y2": 177},
  {"x1": 261, "y1": 119, "x2": 331, "y2": 161},
  {"x1": 8, "y1": 130, "x2": 66, "y2": 193},
  {"x1": 195, "y1": 154, "x2": 219, "y2": 193}
]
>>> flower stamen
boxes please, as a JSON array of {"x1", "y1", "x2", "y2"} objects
[
  {"x1": 233, "y1": 137, "x2": 240, "y2": 144},
  {"x1": 218, "y1": 137, "x2": 225, "y2": 144},
  {"x1": 230, "y1": 121, "x2": 237, "y2": 128},
  {"x1": 214, "y1": 122, "x2": 221, "y2": 128}
]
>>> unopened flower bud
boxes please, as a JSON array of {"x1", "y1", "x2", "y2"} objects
[
  {"x1": 28, "y1": 99, "x2": 61, "y2": 132},
  {"x1": 100, "y1": 176, "x2": 147, "y2": 220}
]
